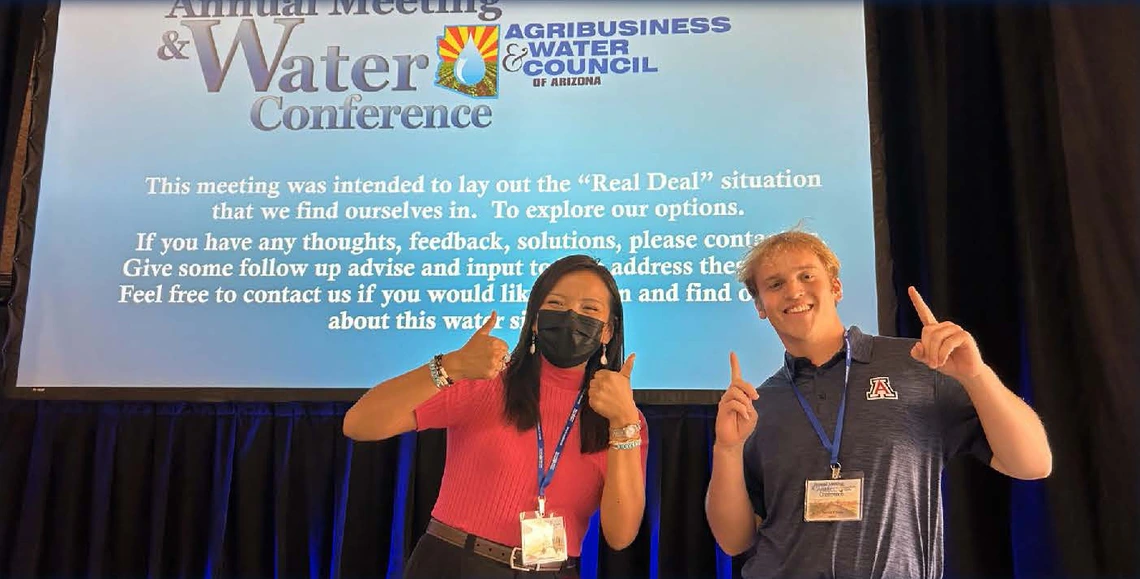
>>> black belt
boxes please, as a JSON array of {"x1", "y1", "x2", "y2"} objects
[{"x1": 426, "y1": 518, "x2": 579, "y2": 572}]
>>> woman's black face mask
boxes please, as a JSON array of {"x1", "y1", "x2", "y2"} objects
[{"x1": 534, "y1": 309, "x2": 605, "y2": 368}]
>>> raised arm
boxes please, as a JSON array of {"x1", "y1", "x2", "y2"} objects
[
  {"x1": 706, "y1": 352, "x2": 762, "y2": 556},
  {"x1": 343, "y1": 312, "x2": 509, "y2": 441},
  {"x1": 589, "y1": 354, "x2": 647, "y2": 550},
  {"x1": 909, "y1": 287, "x2": 1052, "y2": 479}
]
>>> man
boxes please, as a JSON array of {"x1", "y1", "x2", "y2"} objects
[{"x1": 705, "y1": 230, "x2": 1052, "y2": 578}]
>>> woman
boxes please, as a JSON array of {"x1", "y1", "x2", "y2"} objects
[{"x1": 343, "y1": 254, "x2": 648, "y2": 578}]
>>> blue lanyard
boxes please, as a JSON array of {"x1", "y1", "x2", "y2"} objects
[
  {"x1": 536, "y1": 388, "x2": 586, "y2": 515},
  {"x1": 788, "y1": 332, "x2": 852, "y2": 479}
]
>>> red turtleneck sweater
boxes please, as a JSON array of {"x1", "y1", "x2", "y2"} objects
[{"x1": 413, "y1": 358, "x2": 649, "y2": 555}]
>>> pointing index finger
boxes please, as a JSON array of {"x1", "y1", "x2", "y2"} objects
[
  {"x1": 908, "y1": 286, "x2": 939, "y2": 326},
  {"x1": 729, "y1": 352, "x2": 758, "y2": 400}
]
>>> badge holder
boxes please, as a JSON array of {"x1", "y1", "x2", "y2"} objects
[
  {"x1": 511, "y1": 497, "x2": 568, "y2": 570},
  {"x1": 804, "y1": 464, "x2": 864, "y2": 522}
]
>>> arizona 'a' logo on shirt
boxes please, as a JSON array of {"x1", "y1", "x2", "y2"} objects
[{"x1": 866, "y1": 377, "x2": 899, "y2": 400}]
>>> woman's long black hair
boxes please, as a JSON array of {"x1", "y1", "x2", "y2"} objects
[{"x1": 501, "y1": 255, "x2": 626, "y2": 454}]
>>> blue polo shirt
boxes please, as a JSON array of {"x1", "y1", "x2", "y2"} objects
[{"x1": 741, "y1": 326, "x2": 993, "y2": 579}]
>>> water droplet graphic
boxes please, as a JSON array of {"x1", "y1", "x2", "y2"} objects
[{"x1": 453, "y1": 34, "x2": 486, "y2": 86}]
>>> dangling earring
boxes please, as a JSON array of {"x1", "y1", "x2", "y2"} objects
[
  {"x1": 529, "y1": 332, "x2": 535, "y2": 354},
  {"x1": 600, "y1": 343, "x2": 608, "y2": 365}
]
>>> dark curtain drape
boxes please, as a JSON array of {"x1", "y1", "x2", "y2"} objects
[
  {"x1": 2, "y1": 4, "x2": 1138, "y2": 579},
  {"x1": 871, "y1": 4, "x2": 1140, "y2": 577},
  {"x1": 0, "y1": 402, "x2": 729, "y2": 579},
  {"x1": 0, "y1": 2, "x2": 44, "y2": 247}
]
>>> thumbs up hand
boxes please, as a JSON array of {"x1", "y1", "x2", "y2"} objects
[
  {"x1": 444, "y1": 311, "x2": 511, "y2": 381},
  {"x1": 588, "y1": 354, "x2": 639, "y2": 425}
]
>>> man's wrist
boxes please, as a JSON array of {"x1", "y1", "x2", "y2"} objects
[
  {"x1": 712, "y1": 442, "x2": 746, "y2": 458},
  {"x1": 959, "y1": 364, "x2": 998, "y2": 392}
]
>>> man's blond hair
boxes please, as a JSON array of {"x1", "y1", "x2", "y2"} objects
[{"x1": 736, "y1": 230, "x2": 841, "y2": 300}]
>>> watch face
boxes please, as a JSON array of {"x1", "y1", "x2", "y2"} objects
[{"x1": 622, "y1": 425, "x2": 638, "y2": 437}]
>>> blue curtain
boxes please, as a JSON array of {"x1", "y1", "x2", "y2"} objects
[
  {"x1": 0, "y1": 397, "x2": 1068, "y2": 578},
  {"x1": 0, "y1": 400, "x2": 742, "y2": 579}
]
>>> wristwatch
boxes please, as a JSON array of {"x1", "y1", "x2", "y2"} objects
[{"x1": 610, "y1": 422, "x2": 641, "y2": 440}]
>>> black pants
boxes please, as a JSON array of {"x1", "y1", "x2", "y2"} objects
[{"x1": 404, "y1": 533, "x2": 580, "y2": 579}]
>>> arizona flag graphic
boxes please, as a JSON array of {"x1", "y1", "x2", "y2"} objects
[{"x1": 436, "y1": 25, "x2": 499, "y2": 98}]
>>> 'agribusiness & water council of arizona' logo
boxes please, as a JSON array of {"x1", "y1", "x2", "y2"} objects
[{"x1": 435, "y1": 25, "x2": 500, "y2": 98}]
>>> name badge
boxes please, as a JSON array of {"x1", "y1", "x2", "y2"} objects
[
  {"x1": 518, "y1": 510, "x2": 568, "y2": 567},
  {"x1": 804, "y1": 471, "x2": 864, "y2": 522}
]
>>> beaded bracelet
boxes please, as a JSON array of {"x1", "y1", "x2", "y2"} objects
[
  {"x1": 610, "y1": 439, "x2": 642, "y2": 450},
  {"x1": 428, "y1": 354, "x2": 454, "y2": 389}
]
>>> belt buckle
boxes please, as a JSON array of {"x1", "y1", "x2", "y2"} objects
[
  {"x1": 508, "y1": 548, "x2": 563, "y2": 572},
  {"x1": 509, "y1": 548, "x2": 528, "y2": 571}
]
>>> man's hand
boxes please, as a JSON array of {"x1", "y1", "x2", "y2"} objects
[
  {"x1": 715, "y1": 352, "x2": 759, "y2": 451},
  {"x1": 908, "y1": 286, "x2": 987, "y2": 382}
]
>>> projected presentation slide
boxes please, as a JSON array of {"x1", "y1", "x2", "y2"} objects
[{"x1": 10, "y1": 0, "x2": 876, "y2": 398}]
